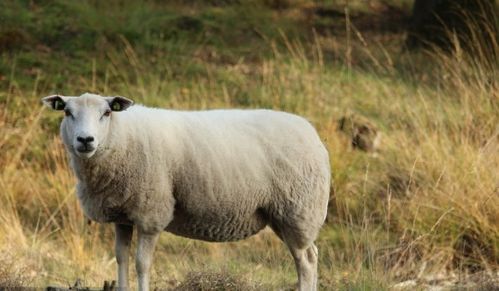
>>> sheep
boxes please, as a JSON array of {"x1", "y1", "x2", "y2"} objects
[{"x1": 41, "y1": 93, "x2": 331, "y2": 291}]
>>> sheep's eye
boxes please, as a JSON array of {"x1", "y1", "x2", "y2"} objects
[
  {"x1": 64, "y1": 109, "x2": 72, "y2": 117},
  {"x1": 103, "y1": 110, "x2": 111, "y2": 117}
]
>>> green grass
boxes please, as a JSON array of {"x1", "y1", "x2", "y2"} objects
[{"x1": 0, "y1": 0, "x2": 497, "y2": 289}]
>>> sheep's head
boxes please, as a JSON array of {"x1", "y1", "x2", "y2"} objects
[{"x1": 42, "y1": 93, "x2": 134, "y2": 159}]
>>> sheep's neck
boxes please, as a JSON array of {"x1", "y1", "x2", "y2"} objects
[{"x1": 70, "y1": 130, "x2": 133, "y2": 195}]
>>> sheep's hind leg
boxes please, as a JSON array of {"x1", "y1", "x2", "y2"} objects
[
  {"x1": 115, "y1": 224, "x2": 133, "y2": 290},
  {"x1": 288, "y1": 243, "x2": 318, "y2": 291},
  {"x1": 136, "y1": 230, "x2": 159, "y2": 291},
  {"x1": 270, "y1": 223, "x2": 319, "y2": 291}
]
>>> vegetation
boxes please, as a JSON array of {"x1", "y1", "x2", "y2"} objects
[{"x1": 0, "y1": 0, "x2": 497, "y2": 289}]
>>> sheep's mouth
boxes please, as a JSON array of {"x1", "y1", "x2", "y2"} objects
[
  {"x1": 76, "y1": 147, "x2": 95, "y2": 153},
  {"x1": 75, "y1": 146, "x2": 97, "y2": 159},
  {"x1": 76, "y1": 146, "x2": 95, "y2": 154}
]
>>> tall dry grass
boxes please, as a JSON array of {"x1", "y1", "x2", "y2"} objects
[{"x1": 0, "y1": 12, "x2": 497, "y2": 289}]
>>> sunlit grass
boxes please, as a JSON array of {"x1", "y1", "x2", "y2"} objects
[{"x1": 0, "y1": 0, "x2": 497, "y2": 289}]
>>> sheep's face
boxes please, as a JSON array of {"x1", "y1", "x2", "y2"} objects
[{"x1": 42, "y1": 93, "x2": 133, "y2": 159}]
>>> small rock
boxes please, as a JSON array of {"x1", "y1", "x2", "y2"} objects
[
  {"x1": 338, "y1": 113, "x2": 381, "y2": 152},
  {"x1": 392, "y1": 279, "x2": 417, "y2": 289}
]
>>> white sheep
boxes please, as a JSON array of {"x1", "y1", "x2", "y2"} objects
[{"x1": 42, "y1": 93, "x2": 330, "y2": 291}]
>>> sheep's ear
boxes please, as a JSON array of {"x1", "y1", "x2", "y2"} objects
[
  {"x1": 106, "y1": 96, "x2": 134, "y2": 112},
  {"x1": 41, "y1": 95, "x2": 68, "y2": 110}
]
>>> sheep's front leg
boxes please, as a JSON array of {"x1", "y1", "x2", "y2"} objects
[
  {"x1": 115, "y1": 224, "x2": 133, "y2": 290},
  {"x1": 136, "y1": 230, "x2": 159, "y2": 291}
]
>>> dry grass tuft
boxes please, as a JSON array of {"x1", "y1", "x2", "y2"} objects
[
  {"x1": 173, "y1": 271, "x2": 259, "y2": 291},
  {"x1": 0, "y1": 254, "x2": 33, "y2": 288}
]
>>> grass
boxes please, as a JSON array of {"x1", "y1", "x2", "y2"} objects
[{"x1": 0, "y1": 0, "x2": 498, "y2": 289}]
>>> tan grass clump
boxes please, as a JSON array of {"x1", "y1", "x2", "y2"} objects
[{"x1": 173, "y1": 271, "x2": 259, "y2": 291}]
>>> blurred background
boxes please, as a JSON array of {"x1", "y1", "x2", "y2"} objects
[{"x1": 0, "y1": 0, "x2": 497, "y2": 289}]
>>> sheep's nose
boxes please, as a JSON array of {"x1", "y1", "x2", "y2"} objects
[{"x1": 77, "y1": 136, "x2": 94, "y2": 144}]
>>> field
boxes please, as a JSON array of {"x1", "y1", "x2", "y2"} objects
[{"x1": 0, "y1": 0, "x2": 497, "y2": 290}]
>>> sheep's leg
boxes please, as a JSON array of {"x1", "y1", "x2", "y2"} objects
[
  {"x1": 136, "y1": 230, "x2": 159, "y2": 291},
  {"x1": 115, "y1": 224, "x2": 134, "y2": 290},
  {"x1": 289, "y1": 243, "x2": 318, "y2": 291},
  {"x1": 310, "y1": 244, "x2": 319, "y2": 290}
]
